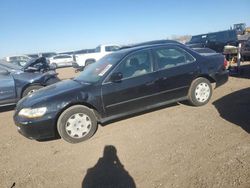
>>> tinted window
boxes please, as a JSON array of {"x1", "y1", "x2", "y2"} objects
[
  {"x1": 154, "y1": 47, "x2": 195, "y2": 70},
  {"x1": 190, "y1": 35, "x2": 206, "y2": 43},
  {"x1": 54, "y1": 56, "x2": 62, "y2": 59},
  {"x1": 9, "y1": 57, "x2": 18, "y2": 61},
  {"x1": 54, "y1": 55, "x2": 71, "y2": 59},
  {"x1": 113, "y1": 50, "x2": 152, "y2": 79},
  {"x1": 105, "y1": 46, "x2": 120, "y2": 52},
  {"x1": 27, "y1": 54, "x2": 39, "y2": 58},
  {"x1": 95, "y1": 46, "x2": 101, "y2": 53},
  {"x1": 42, "y1": 53, "x2": 57, "y2": 58}
]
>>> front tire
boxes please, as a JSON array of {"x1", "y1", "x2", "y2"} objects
[
  {"x1": 57, "y1": 105, "x2": 98, "y2": 143},
  {"x1": 188, "y1": 77, "x2": 212, "y2": 106}
]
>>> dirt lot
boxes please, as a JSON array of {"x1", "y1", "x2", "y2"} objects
[{"x1": 0, "y1": 64, "x2": 250, "y2": 188}]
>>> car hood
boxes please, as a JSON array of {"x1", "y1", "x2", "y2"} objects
[{"x1": 18, "y1": 79, "x2": 90, "y2": 108}]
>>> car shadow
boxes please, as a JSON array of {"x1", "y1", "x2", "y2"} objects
[
  {"x1": 213, "y1": 87, "x2": 250, "y2": 133},
  {"x1": 36, "y1": 136, "x2": 60, "y2": 142},
  {"x1": 101, "y1": 102, "x2": 179, "y2": 126},
  {"x1": 82, "y1": 145, "x2": 136, "y2": 188},
  {"x1": 37, "y1": 103, "x2": 179, "y2": 143},
  {"x1": 229, "y1": 64, "x2": 250, "y2": 79},
  {"x1": 0, "y1": 105, "x2": 15, "y2": 113}
]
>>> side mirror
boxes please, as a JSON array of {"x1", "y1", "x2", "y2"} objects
[
  {"x1": 110, "y1": 72, "x2": 123, "y2": 82},
  {"x1": 0, "y1": 69, "x2": 9, "y2": 75}
]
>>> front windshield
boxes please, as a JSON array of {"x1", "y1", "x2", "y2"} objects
[{"x1": 75, "y1": 53, "x2": 124, "y2": 83}]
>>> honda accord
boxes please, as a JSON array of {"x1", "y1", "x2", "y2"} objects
[{"x1": 14, "y1": 41, "x2": 228, "y2": 143}]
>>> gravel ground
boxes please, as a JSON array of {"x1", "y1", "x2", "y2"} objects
[{"x1": 0, "y1": 64, "x2": 249, "y2": 188}]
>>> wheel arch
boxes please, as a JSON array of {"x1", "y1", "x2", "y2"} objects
[
  {"x1": 54, "y1": 102, "x2": 101, "y2": 136},
  {"x1": 55, "y1": 101, "x2": 100, "y2": 128},
  {"x1": 21, "y1": 83, "x2": 44, "y2": 97},
  {"x1": 196, "y1": 74, "x2": 216, "y2": 83}
]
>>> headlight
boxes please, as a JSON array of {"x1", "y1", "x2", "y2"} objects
[{"x1": 18, "y1": 107, "x2": 47, "y2": 118}]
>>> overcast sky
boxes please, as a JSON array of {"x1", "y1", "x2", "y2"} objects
[{"x1": 0, "y1": 0, "x2": 250, "y2": 57}]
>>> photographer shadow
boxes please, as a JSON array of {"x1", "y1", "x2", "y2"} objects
[{"x1": 82, "y1": 145, "x2": 136, "y2": 188}]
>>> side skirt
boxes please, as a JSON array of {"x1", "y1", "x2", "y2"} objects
[{"x1": 99, "y1": 96, "x2": 188, "y2": 124}]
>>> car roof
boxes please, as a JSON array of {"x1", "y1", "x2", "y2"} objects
[
  {"x1": 118, "y1": 41, "x2": 185, "y2": 54},
  {"x1": 120, "y1": 40, "x2": 181, "y2": 50}
]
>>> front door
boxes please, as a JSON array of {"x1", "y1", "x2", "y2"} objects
[{"x1": 101, "y1": 50, "x2": 156, "y2": 117}]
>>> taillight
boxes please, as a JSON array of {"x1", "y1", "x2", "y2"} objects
[{"x1": 223, "y1": 59, "x2": 228, "y2": 69}]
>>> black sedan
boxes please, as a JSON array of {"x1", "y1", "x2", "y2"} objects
[
  {"x1": 0, "y1": 57, "x2": 59, "y2": 107},
  {"x1": 14, "y1": 42, "x2": 228, "y2": 143}
]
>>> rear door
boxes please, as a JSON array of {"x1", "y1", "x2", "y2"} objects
[
  {"x1": 151, "y1": 46, "x2": 200, "y2": 102},
  {"x1": 0, "y1": 68, "x2": 16, "y2": 105},
  {"x1": 101, "y1": 49, "x2": 156, "y2": 116}
]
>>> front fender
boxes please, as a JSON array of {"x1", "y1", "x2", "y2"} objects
[{"x1": 14, "y1": 71, "x2": 60, "y2": 99}]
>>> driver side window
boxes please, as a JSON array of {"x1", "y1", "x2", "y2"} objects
[{"x1": 114, "y1": 50, "x2": 152, "y2": 79}]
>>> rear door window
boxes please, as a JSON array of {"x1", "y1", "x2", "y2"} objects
[{"x1": 153, "y1": 47, "x2": 195, "y2": 70}]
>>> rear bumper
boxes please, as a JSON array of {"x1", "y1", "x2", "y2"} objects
[{"x1": 215, "y1": 70, "x2": 229, "y2": 88}]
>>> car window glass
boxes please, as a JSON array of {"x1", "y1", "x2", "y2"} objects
[
  {"x1": 95, "y1": 46, "x2": 101, "y2": 53},
  {"x1": 62, "y1": 55, "x2": 71, "y2": 58},
  {"x1": 114, "y1": 50, "x2": 152, "y2": 79},
  {"x1": 105, "y1": 46, "x2": 120, "y2": 52},
  {"x1": 54, "y1": 56, "x2": 62, "y2": 59},
  {"x1": 154, "y1": 47, "x2": 195, "y2": 70},
  {"x1": 9, "y1": 57, "x2": 18, "y2": 61}
]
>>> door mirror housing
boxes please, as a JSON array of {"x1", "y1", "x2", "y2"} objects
[
  {"x1": 0, "y1": 69, "x2": 9, "y2": 75},
  {"x1": 110, "y1": 72, "x2": 123, "y2": 82}
]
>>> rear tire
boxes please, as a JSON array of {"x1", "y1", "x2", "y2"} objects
[
  {"x1": 188, "y1": 77, "x2": 212, "y2": 106},
  {"x1": 57, "y1": 105, "x2": 98, "y2": 144},
  {"x1": 22, "y1": 85, "x2": 43, "y2": 97}
]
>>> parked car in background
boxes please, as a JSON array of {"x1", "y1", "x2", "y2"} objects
[
  {"x1": 186, "y1": 30, "x2": 238, "y2": 53},
  {"x1": 48, "y1": 54, "x2": 74, "y2": 68},
  {"x1": 240, "y1": 37, "x2": 250, "y2": 61},
  {"x1": 14, "y1": 41, "x2": 228, "y2": 143},
  {"x1": 0, "y1": 57, "x2": 59, "y2": 107},
  {"x1": 75, "y1": 44, "x2": 120, "y2": 67},
  {"x1": 5, "y1": 55, "x2": 31, "y2": 66}
]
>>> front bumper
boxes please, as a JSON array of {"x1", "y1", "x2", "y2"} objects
[{"x1": 14, "y1": 113, "x2": 57, "y2": 140}]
